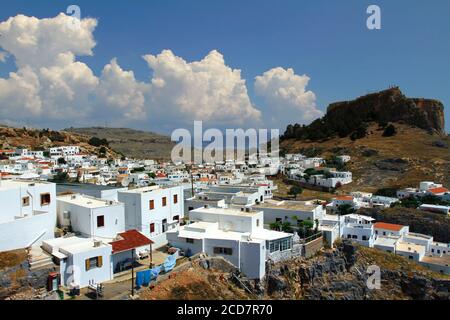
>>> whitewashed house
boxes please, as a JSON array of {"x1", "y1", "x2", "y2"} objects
[
  {"x1": 42, "y1": 236, "x2": 113, "y2": 288},
  {"x1": 166, "y1": 206, "x2": 293, "y2": 279},
  {"x1": 252, "y1": 199, "x2": 325, "y2": 226},
  {"x1": 118, "y1": 185, "x2": 184, "y2": 249},
  {"x1": 342, "y1": 214, "x2": 375, "y2": 247},
  {"x1": 57, "y1": 194, "x2": 125, "y2": 239},
  {"x1": 0, "y1": 180, "x2": 57, "y2": 252}
]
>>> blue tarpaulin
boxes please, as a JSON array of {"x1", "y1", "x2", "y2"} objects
[
  {"x1": 136, "y1": 266, "x2": 163, "y2": 287},
  {"x1": 135, "y1": 270, "x2": 145, "y2": 288},
  {"x1": 163, "y1": 254, "x2": 176, "y2": 272},
  {"x1": 150, "y1": 266, "x2": 161, "y2": 279}
]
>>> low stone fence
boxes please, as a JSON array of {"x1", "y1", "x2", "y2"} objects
[{"x1": 267, "y1": 235, "x2": 324, "y2": 263}]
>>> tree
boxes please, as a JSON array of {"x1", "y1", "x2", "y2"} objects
[
  {"x1": 288, "y1": 186, "x2": 303, "y2": 199},
  {"x1": 57, "y1": 157, "x2": 67, "y2": 165},
  {"x1": 337, "y1": 204, "x2": 355, "y2": 216},
  {"x1": 382, "y1": 124, "x2": 397, "y2": 137},
  {"x1": 89, "y1": 137, "x2": 108, "y2": 147},
  {"x1": 269, "y1": 221, "x2": 282, "y2": 231},
  {"x1": 99, "y1": 146, "x2": 107, "y2": 155},
  {"x1": 51, "y1": 172, "x2": 69, "y2": 183},
  {"x1": 281, "y1": 221, "x2": 292, "y2": 233}
]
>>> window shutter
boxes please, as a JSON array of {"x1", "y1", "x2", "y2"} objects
[
  {"x1": 85, "y1": 259, "x2": 90, "y2": 271},
  {"x1": 98, "y1": 256, "x2": 103, "y2": 268}
]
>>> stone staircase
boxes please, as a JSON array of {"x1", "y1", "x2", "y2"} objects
[{"x1": 28, "y1": 246, "x2": 54, "y2": 271}]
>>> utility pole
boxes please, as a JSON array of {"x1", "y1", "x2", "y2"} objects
[
  {"x1": 131, "y1": 248, "x2": 135, "y2": 296},
  {"x1": 189, "y1": 164, "x2": 194, "y2": 197}
]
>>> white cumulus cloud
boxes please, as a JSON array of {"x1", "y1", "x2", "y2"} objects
[
  {"x1": 143, "y1": 49, "x2": 261, "y2": 127},
  {"x1": 97, "y1": 58, "x2": 149, "y2": 121},
  {"x1": 255, "y1": 67, "x2": 323, "y2": 128}
]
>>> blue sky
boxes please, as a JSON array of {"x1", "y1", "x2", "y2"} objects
[{"x1": 0, "y1": 0, "x2": 449, "y2": 134}]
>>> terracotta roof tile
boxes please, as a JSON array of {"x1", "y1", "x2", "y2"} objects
[
  {"x1": 374, "y1": 222, "x2": 405, "y2": 232},
  {"x1": 110, "y1": 230, "x2": 153, "y2": 254}
]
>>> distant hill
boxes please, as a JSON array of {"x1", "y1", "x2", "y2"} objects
[
  {"x1": 65, "y1": 127, "x2": 174, "y2": 160},
  {"x1": 0, "y1": 126, "x2": 119, "y2": 158},
  {"x1": 282, "y1": 87, "x2": 445, "y2": 141}
]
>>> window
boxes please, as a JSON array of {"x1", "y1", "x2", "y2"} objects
[
  {"x1": 40, "y1": 193, "x2": 51, "y2": 206},
  {"x1": 432, "y1": 249, "x2": 435, "y2": 253},
  {"x1": 22, "y1": 196, "x2": 30, "y2": 207},
  {"x1": 150, "y1": 223, "x2": 155, "y2": 233},
  {"x1": 97, "y1": 215, "x2": 105, "y2": 228},
  {"x1": 63, "y1": 211, "x2": 70, "y2": 219},
  {"x1": 186, "y1": 238, "x2": 194, "y2": 243},
  {"x1": 256, "y1": 219, "x2": 260, "y2": 227},
  {"x1": 188, "y1": 206, "x2": 194, "y2": 211},
  {"x1": 408, "y1": 256, "x2": 414, "y2": 260},
  {"x1": 173, "y1": 194, "x2": 178, "y2": 204},
  {"x1": 352, "y1": 235, "x2": 357, "y2": 239},
  {"x1": 383, "y1": 231, "x2": 386, "y2": 236},
  {"x1": 173, "y1": 215, "x2": 180, "y2": 221},
  {"x1": 362, "y1": 235, "x2": 368, "y2": 241},
  {"x1": 275, "y1": 218, "x2": 282, "y2": 223},
  {"x1": 162, "y1": 197, "x2": 167, "y2": 207},
  {"x1": 149, "y1": 200, "x2": 155, "y2": 210},
  {"x1": 347, "y1": 235, "x2": 351, "y2": 239},
  {"x1": 85, "y1": 256, "x2": 103, "y2": 271},
  {"x1": 213, "y1": 247, "x2": 232, "y2": 255}
]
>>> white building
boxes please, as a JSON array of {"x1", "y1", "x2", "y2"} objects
[
  {"x1": 395, "y1": 241, "x2": 426, "y2": 262},
  {"x1": 374, "y1": 222, "x2": 409, "y2": 238},
  {"x1": 42, "y1": 236, "x2": 113, "y2": 288},
  {"x1": 166, "y1": 206, "x2": 293, "y2": 279},
  {"x1": 118, "y1": 185, "x2": 184, "y2": 249},
  {"x1": 0, "y1": 180, "x2": 57, "y2": 252},
  {"x1": 252, "y1": 199, "x2": 325, "y2": 226},
  {"x1": 50, "y1": 146, "x2": 81, "y2": 157},
  {"x1": 342, "y1": 214, "x2": 375, "y2": 247},
  {"x1": 57, "y1": 194, "x2": 125, "y2": 239}
]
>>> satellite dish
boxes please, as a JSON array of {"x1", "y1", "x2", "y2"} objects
[{"x1": 121, "y1": 177, "x2": 130, "y2": 187}]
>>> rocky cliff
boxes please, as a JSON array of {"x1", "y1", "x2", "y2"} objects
[
  {"x1": 326, "y1": 87, "x2": 445, "y2": 134},
  {"x1": 265, "y1": 241, "x2": 450, "y2": 300},
  {"x1": 283, "y1": 87, "x2": 445, "y2": 140}
]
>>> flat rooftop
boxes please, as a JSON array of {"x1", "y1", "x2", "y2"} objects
[
  {"x1": 191, "y1": 206, "x2": 262, "y2": 217},
  {"x1": 421, "y1": 255, "x2": 450, "y2": 266},
  {"x1": 374, "y1": 236, "x2": 399, "y2": 247},
  {"x1": 119, "y1": 185, "x2": 177, "y2": 194},
  {"x1": 56, "y1": 182, "x2": 126, "y2": 194},
  {"x1": 396, "y1": 241, "x2": 425, "y2": 253},
  {"x1": 404, "y1": 232, "x2": 433, "y2": 241},
  {"x1": 44, "y1": 236, "x2": 111, "y2": 255},
  {"x1": 57, "y1": 194, "x2": 121, "y2": 209},
  {"x1": 256, "y1": 200, "x2": 318, "y2": 211},
  {"x1": 0, "y1": 179, "x2": 51, "y2": 190}
]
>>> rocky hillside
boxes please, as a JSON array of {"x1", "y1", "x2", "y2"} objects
[
  {"x1": 360, "y1": 207, "x2": 450, "y2": 243},
  {"x1": 281, "y1": 123, "x2": 450, "y2": 192},
  {"x1": 283, "y1": 87, "x2": 445, "y2": 141},
  {"x1": 0, "y1": 126, "x2": 119, "y2": 159},
  {"x1": 138, "y1": 242, "x2": 450, "y2": 300},
  {"x1": 266, "y1": 241, "x2": 450, "y2": 300},
  {"x1": 65, "y1": 127, "x2": 174, "y2": 160}
]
